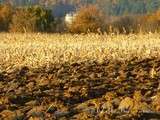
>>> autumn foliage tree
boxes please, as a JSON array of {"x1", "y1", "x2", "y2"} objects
[
  {"x1": 9, "y1": 7, "x2": 36, "y2": 33},
  {"x1": 9, "y1": 5, "x2": 54, "y2": 33},
  {"x1": 0, "y1": 4, "x2": 13, "y2": 32},
  {"x1": 69, "y1": 5, "x2": 106, "y2": 33}
]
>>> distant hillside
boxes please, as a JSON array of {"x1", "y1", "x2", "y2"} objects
[{"x1": 0, "y1": 0, "x2": 160, "y2": 17}]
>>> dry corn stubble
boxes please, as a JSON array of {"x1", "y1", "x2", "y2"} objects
[{"x1": 0, "y1": 33, "x2": 160, "y2": 71}]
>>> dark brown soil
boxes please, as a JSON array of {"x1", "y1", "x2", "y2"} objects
[{"x1": 0, "y1": 57, "x2": 160, "y2": 120}]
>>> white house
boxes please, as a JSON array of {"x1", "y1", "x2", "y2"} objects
[{"x1": 65, "y1": 12, "x2": 76, "y2": 25}]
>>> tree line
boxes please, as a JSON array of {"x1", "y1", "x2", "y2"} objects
[{"x1": 0, "y1": 3, "x2": 160, "y2": 34}]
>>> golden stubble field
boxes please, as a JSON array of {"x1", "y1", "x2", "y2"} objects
[
  {"x1": 0, "y1": 33, "x2": 160, "y2": 70},
  {"x1": 0, "y1": 33, "x2": 160, "y2": 120}
]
